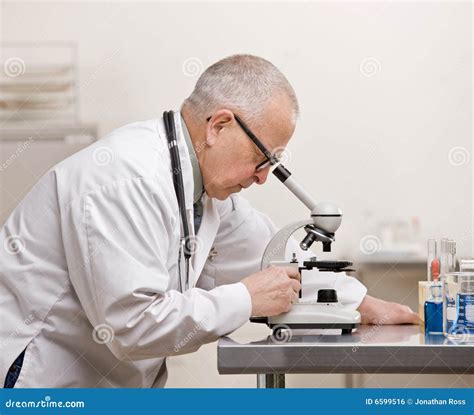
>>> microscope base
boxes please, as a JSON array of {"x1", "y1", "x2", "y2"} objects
[{"x1": 250, "y1": 303, "x2": 361, "y2": 336}]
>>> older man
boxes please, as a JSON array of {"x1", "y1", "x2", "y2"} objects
[{"x1": 0, "y1": 54, "x2": 418, "y2": 388}]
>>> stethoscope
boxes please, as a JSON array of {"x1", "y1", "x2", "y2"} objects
[{"x1": 163, "y1": 110, "x2": 192, "y2": 292}]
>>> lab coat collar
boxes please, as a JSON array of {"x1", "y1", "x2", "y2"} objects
[
  {"x1": 171, "y1": 111, "x2": 194, "y2": 212},
  {"x1": 179, "y1": 113, "x2": 204, "y2": 204},
  {"x1": 170, "y1": 112, "x2": 219, "y2": 286}
]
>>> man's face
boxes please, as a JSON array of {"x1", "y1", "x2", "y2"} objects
[{"x1": 200, "y1": 95, "x2": 296, "y2": 200}]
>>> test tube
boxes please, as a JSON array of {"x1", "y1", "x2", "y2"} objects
[
  {"x1": 439, "y1": 238, "x2": 449, "y2": 277},
  {"x1": 427, "y1": 239, "x2": 437, "y2": 281},
  {"x1": 447, "y1": 239, "x2": 457, "y2": 272}
]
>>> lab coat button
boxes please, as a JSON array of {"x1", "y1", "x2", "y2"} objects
[{"x1": 208, "y1": 247, "x2": 217, "y2": 262}]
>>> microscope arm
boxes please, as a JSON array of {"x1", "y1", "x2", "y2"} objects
[{"x1": 261, "y1": 219, "x2": 313, "y2": 269}]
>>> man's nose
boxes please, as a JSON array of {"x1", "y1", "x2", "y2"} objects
[{"x1": 254, "y1": 167, "x2": 270, "y2": 185}]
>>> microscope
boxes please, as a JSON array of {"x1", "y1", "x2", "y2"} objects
[{"x1": 250, "y1": 164, "x2": 361, "y2": 336}]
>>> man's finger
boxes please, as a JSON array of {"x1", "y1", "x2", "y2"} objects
[
  {"x1": 284, "y1": 266, "x2": 300, "y2": 281},
  {"x1": 404, "y1": 309, "x2": 421, "y2": 325},
  {"x1": 291, "y1": 279, "x2": 301, "y2": 293},
  {"x1": 290, "y1": 291, "x2": 299, "y2": 304}
]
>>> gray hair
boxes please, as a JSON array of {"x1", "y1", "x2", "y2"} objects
[{"x1": 181, "y1": 54, "x2": 299, "y2": 125}]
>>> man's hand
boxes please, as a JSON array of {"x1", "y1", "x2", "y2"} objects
[
  {"x1": 241, "y1": 266, "x2": 301, "y2": 317},
  {"x1": 358, "y1": 294, "x2": 420, "y2": 325}
]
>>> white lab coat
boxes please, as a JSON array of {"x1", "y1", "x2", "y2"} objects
[{"x1": 0, "y1": 112, "x2": 367, "y2": 387}]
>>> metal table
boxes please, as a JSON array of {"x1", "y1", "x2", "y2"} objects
[{"x1": 217, "y1": 325, "x2": 474, "y2": 388}]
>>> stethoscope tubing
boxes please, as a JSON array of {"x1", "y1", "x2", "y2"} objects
[{"x1": 163, "y1": 110, "x2": 191, "y2": 291}]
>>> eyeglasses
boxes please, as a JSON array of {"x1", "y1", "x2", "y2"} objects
[{"x1": 206, "y1": 113, "x2": 280, "y2": 172}]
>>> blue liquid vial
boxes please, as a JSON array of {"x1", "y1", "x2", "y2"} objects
[
  {"x1": 452, "y1": 293, "x2": 474, "y2": 335},
  {"x1": 444, "y1": 272, "x2": 474, "y2": 340},
  {"x1": 424, "y1": 282, "x2": 443, "y2": 334}
]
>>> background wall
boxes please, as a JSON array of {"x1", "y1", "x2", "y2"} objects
[{"x1": 1, "y1": 0, "x2": 472, "y2": 388}]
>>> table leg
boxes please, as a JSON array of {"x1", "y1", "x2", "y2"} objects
[
  {"x1": 345, "y1": 373, "x2": 354, "y2": 388},
  {"x1": 256, "y1": 373, "x2": 285, "y2": 388}
]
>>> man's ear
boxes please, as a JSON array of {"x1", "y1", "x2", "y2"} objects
[{"x1": 205, "y1": 109, "x2": 234, "y2": 146}]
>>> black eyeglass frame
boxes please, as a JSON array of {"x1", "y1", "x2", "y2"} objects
[{"x1": 206, "y1": 114, "x2": 279, "y2": 172}]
